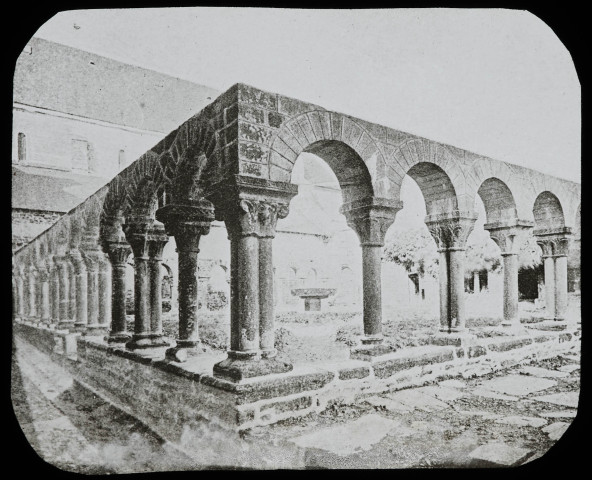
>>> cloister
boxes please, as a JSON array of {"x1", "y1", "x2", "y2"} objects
[{"x1": 12, "y1": 84, "x2": 580, "y2": 431}]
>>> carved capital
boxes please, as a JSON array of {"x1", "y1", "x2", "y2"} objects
[
  {"x1": 68, "y1": 250, "x2": 87, "y2": 275},
  {"x1": 536, "y1": 231, "x2": 571, "y2": 258},
  {"x1": 341, "y1": 197, "x2": 402, "y2": 246},
  {"x1": 104, "y1": 241, "x2": 132, "y2": 266},
  {"x1": 484, "y1": 221, "x2": 533, "y2": 255},
  {"x1": 226, "y1": 198, "x2": 290, "y2": 238},
  {"x1": 156, "y1": 200, "x2": 215, "y2": 252},
  {"x1": 425, "y1": 211, "x2": 478, "y2": 250}
]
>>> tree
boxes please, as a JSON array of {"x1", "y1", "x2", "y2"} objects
[
  {"x1": 518, "y1": 233, "x2": 542, "y2": 269},
  {"x1": 464, "y1": 230, "x2": 501, "y2": 277},
  {"x1": 383, "y1": 228, "x2": 439, "y2": 278}
]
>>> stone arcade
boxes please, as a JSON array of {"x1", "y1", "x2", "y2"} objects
[{"x1": 12, "y1": 84, "x2": 580, "y2": 436}]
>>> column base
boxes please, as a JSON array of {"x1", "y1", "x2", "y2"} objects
[
  {"x1": 165, "y1": 343, "x2": 208, "y2": 363},
  {"x1": 350, "y1": 342, "x2": 395, "y2": 361},
  {"x1": 83, "y1": 324, "x2": 109, "y2": 336},
  {"x1": 126, "y1": 334, "x2": 170, "y2": 350},
  {"x1": 431, "y1": 331, "x2": 477, "y2": 347},
  {"x1": 56, "y1": 321, "x2": 75, "y2": 331},
  {"x1": 360, "y1": 335, "x2": 384, "y2": 345},
  {"x1": 106, "y1": 332, "x2": 132, "y2": 344},
  {"x1": 213, "y1": 354, "x2": 293, "y2": 382}
]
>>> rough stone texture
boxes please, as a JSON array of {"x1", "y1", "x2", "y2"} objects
[
  {"x1": 541, "y1": 422, "x2": 570, "y2": 441},
  {"x1": 533, "y1": 392, "x2": 579, "y2": 409},
  {"x1": 468, "y1": 442, "x2": 533, "y2": 466},
  {"x1": 364, "y1": 395, "x2": 414, "y2": 413},
  {"x1": 386, "y1": 389, "x2": 450, "y2": 412},
  {"x1": 338, "y1": 365, "x2": 371, "y2": 381},
  {"x1": 372, "y1": 347, "x2": 454, "y2": 379},
  {"x1": 520, "y1": 366, "x2": 570, "y2": 378},
  {"x1": 539, "y1": 411, "x2": 577, "y2": 419},
  {"x1": 478, "y1": 375, "x2": 556, "y2": 397},
  {"x1": 290, "y1": 414, "x2": 399, "y2": 456},
  {"x1": 212, "y1": 357, "x2": 294, "y2": 382},
  {"x1": 494, "y1": 416, "x2": 547, "y2": 428},
  {"x1": 486, "y1": 337, "x2": 533, "y2": 352},
  {"x1": 260, "y1": 395, "x2": 312, "y2": 415}
]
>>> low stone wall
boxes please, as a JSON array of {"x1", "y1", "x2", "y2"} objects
[
  {"x1": 13, "y1": 320, "x2": 79, "y2": 358},
  {"x1": 13, "y1": 320, "x2": 580, "y2": 441}
]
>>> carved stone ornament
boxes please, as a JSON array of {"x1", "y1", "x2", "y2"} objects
[
  {"x1": 425, "y1": 211, "x2": 478, "y2": 250},
  {"x1": 341, "y1": 198, "x2": 402, "y2": 246}
]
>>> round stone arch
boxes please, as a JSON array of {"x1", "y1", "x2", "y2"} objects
[
  {"x1": 382, "y1": 137, "x2": 468, "y2": 215},
  {"x1": 267, "y1": 110, "x2": 388, "y2": 204},
  {"x1": 533, "y1": 191, "x2": 566, "y2": 232},
  {"x1": 476, "y1": 177, "x2": 518, "y2": 225},
  {"x1": 467, "y1": 158, "x2": 533, "y2": 222}
]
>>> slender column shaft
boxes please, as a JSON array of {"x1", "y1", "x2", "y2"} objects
[
  {"x1": 86, "y1": 263, "x2": 99, "y2": 328},
  {"x1": 68, "y1": 267, "x2": 77, "y2": 324},
  {"x1": 554, "y1": 255, "x2": 568, "y2": 321},
  {"x1": 229, "y1": 236, "x2": 240, "y2": 352},
  {"x1": 57, "y1": 262, "x2": 71, "y2": 328},
  {"x1": 259, "y1": 237, "x2": 275, "y2": 355},
  {"x1": 177, "y1": 248, "x2": 200, "y2": 346},
  {"x1": 149, "y1": 258, "x2": 163, "y2": 336},
  {"x1": 40, "y1": 277, "x2": 50, "y2": 323},
  {"x1": 543, "y1": 255, "x2": 556, "y2": 319},
  {"x1": 438, "y1": 250, "x2": 449, "y2": 331},
  {"x1": 111, "y1": 264, "x2": 128, "y2": 336},
  {"x1": 473, "y1": 271, "x2": 480, "y2": 293},
  {"x1": 448, "y1": 248, "x2": 466, "y2": 332},
  {"x1": 51, "y1": 270, "x2": 60, "y2": 325},
  {"x1": 28, "y1": 273, "x2": 37, "y2": 318},
  {"x1": 235, "y1": 235, "x2": 260, "y2": 355},
  {"x1": 361, "y1": 245, "x2": 383, "y2": 343},
  {"x1": 74, "y1": 261, "x2": 88, "y2": 329},
  {"x1": 134, "y1": 257, "x2": 151, "y2": 337},
  {"x1": 17, "y1": 277, "x2": 25, "y2": 318},
  {"x1": 501, "y1": 253, "x2": 519, "y2": 326},
  {"x1": 98, "y1": 258, "x2": 112, "y2": 329}
]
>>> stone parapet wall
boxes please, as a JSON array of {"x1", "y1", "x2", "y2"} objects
[{"x1": 13, "y1": 321, "x2": 579, "y2": 441}]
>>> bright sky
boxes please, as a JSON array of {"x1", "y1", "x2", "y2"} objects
[{"x1": 34, "y1": 8, "x2": 580, "y2": 183}]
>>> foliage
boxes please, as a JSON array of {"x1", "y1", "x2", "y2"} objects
[
  {"x1": 464, "y1": 230, "x2": 501, "y2": 276},
  {"x1": 518, "y1": 233, "x2": 542, "y2": 269},
  {"x1": 383, "y1": 228, "x2": 439, "y2": 278},
  {"x1": 206, "y1": 285, "x2": 228, "y2": 311}
]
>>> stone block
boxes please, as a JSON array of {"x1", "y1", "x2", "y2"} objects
[
  {"x1": 236, "y1": 408, "x2": 256, "y2": 425},
  {"x1": 238, "y1": 84, "x2": 277, "y2": 110},
  {"x1": 260, "y1": 395, "x2": 312, "y2": 415},
  {"x1": 267, "y1": 111, "x2": 285, "y2": 128},
  {"x1": 239, "y1": 141, "x2": 269, "y2": 163},
  {"x1": 239, "y1": 122, "x2": 273, "y2": 144},
  {"x1": 239, "y1": 104, "x2": 266, "y2": 124},
  {"x1": 338, "y1": 365, "x2": 371, "y2": 381},
  {"x1": 372, "y1": 347, "x2": 454, "y2": 379},
  {"x1": 468, "y1": 442, "x2": 533, "y2": 467},
  {"x1": 212, "y1": 357, "x2": 293, "y2": 383},
  {"x1": 277, "y1": 95, "x2": 318, "y2": 117},
  {"x1": 201, "y1": 368, "x2": 335, "y2": 405},
  {"x1": 487, "y1": 337, "x2": 532, "y2": 352},
  {"x1": 468, "y1": 345, "x2": 487, "y2": 358}
]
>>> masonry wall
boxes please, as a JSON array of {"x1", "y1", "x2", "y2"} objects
[{"x1": 12, "y1": 209, "x2": 63, "y2": 251}]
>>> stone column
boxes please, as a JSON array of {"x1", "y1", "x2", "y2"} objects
[
  {"x1": 146, "y1": 223, "x2": 170, "y2": 348},
  {"x1": 535, "y1": 228, "x2": 572, "y2": 325},
  {"x1": 553, "y1": 237, "x2": 570, "y2": 322},
  {"x1": 16, "y1": 274, "x2": 26, "y2": 320},
  {"x1": 37, "y1": 262, "x2": 51, "y2": 324},
  {"x1": 207, "y1": 176, "x2": 297, "y2": 381},
  {"x1": 426, "y1": 211, "x2": 477, "y2": 336},
  {"x1": 27, "y1": 267, "x2": 38, "y2": 321},
  {"x1": 104, "y1": 237, "x2": 132, "y2": 344},
  {"x1": 54, "y1": 256, "x2": 73, "y2": 330},
  {"x1": 156, "y1": 200, "x2": 214, "y2": 360},
  {"x1": 98, "y1": 254, "x2": 112, "y2": 332},
  {"x1": 68, "y1": 263, "x2": 77, "y2": 326},
  {"x1": 83, "y1": 252, "x2": 101, "y2": 333},
  {"x1": 69, "y1": 250, "x2": 88, "y2": 332},
  {"x1": 486, "y1": 222, "x2": 532, "y2": 328},
  {"x1": 50, "y1": 264, "x2": 60, "y2": 328},
  {"x1": 473, "y1": 271, "x2": 480, "y2": 293},
  {"x1": 341, "y1": 198, "x2": 402, "y2": 355}
]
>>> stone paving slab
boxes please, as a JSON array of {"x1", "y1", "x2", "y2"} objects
[
  {"x1": 438, "y1": 379, "x2": 466, "y2": 389},
  {"x1": 417, "y1": 385, "x2": 465, "y2": 402},
  {"x1": 538, "y1": 410, "x2": 577, "y2": 419},
  {"x1": 478, "y1": 375, "x2": 556, "y2": 397},
  {"x1": 520, "y1": 366, "x2": 570, "y2": 378},
  {"x1": 290, "y1": 414, "x2": 399, "y2": 456},
  {"x1": 386, "y1": 389, "x2": 450, "y2": 412},
  {"x1": 541, "y1": 422, "x2": 570, "y2": 441},
  {"x1": 457, "y1": 410, "x2": 501, "y2": 420},
  {"x1": 364, "y1": 396, "x2": 413, "y2": 413},
  {"x1": 558, "y1": 364, "x2": 580, "y2": 373},
  {"x1": 468, "y1": 442, "x2": 533, "y2": 466},
  {"x1": 471, "y1": 388, "x2": 519, "y2": 401},
  {"x1": 494, "y1": 416, "x2": 547, "y2": 428},
  {"x1": 533, "y1": 392, "x2": 579, "y2": 408}
]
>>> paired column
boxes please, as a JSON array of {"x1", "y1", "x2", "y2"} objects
[
  {"x1": 156, "y1": 200, "x2": 214, "y2": 359},
  {"x1": 426, "y1": 211, "x2": 478, "y2": 334},
  {"x1": 16, "y1": 274, "x2": 25, "y2": 320},
  {"x1": 207, "y1": 176, "x2": 297, "y2": 381},
  {"x1": 27, "y1": 267, "x2": 38, "y2": 321},
  {"x1": 54, "y1": 255, "x2": 73, "y2": 330},
  {"x1": 37, "y1": 261, "x2": 51, "y2": 325},
  {"x1": 69, "y1": 250, "x2": 88, "y2": 332},
  {"x1": 103, "y1": 222, "x2": 133, "y2": 343},
  {"x1": 536, "y1": 230, "x2": 571, "y2": 322},
  {"x1": 486, "y1": 222, "x2": 533, "y2": 328},
  {"x1": 124, "y1": 218, "x2": 171, "y2": 349},
  {"x1": 341, "y1": 198, "x2": 401, "y2": 352}
]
